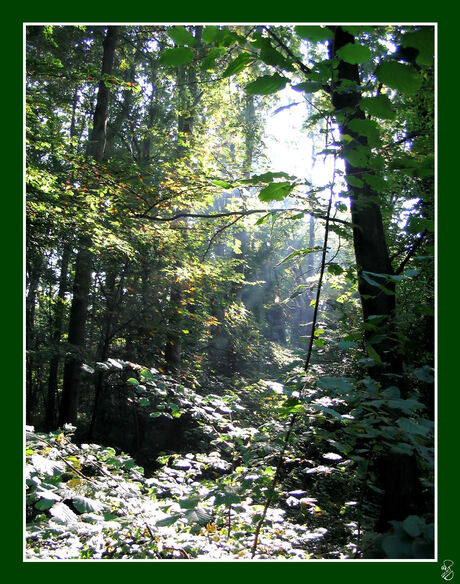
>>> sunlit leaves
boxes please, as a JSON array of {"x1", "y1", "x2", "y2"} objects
[
  {"x1": 245, "y1": 73, "x2": 288, "y2": 95},
  {"x1": 346, "y1": 118, "x2": 381, "y2": 147},
  {"x1": 258, "y1": 182, "x2": 294, "y2": 202},
  {"x1": 376, "y1": 61, "x2": 423, "y2": 94}
]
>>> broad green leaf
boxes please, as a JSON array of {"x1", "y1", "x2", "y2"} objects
[
  {"x1": 345, "y1": 175, "x2": 364, "y2": 188},
  {"x1": 258, "y1": 181, "x2": 293, "y2": 202},
  {"x1": 397, "y1": 417, "x2": 431, "y2": 436},
  {"x1": 179, "y1": 495, "x2": 202, "y2": 509},
  {"x1": 201, "y1": 47, "x2": 226, "y2": 71},
  {"x1": 167, "y1": 26, "x2": 197, "y2": 47},
  {"x1": 279, "y1": 247, "x2": 322, "y2": 264},
  {"x1": 222, "y1": 52, "x2": 253, "y2": 78},
  {"x1": 317, "y1": 376, "x2": 355, "y2": 393},
  {"x1": 294, "y1": 26, "x2": 333, "y2": 42},
  {"x1": 376, "y1": 61, "x2": 423, "y2": 95},
  {"x1": 362, "y1": 173, "x2": 387, "y2": 191},
  {"x1": 360, "y1": 95, "x2": 396, "y2": 120},
  {"x1": 213, "y1": 488, "x2": 243, "y2": 506},
  {"x1": 35, "y1": 498, "x2": 58, "y2": 511},
  {"x1": 127, "y1": 377, "x2": 139, "y2": 385},
  {"x1": 159, "y1": 47, "x2": 194, "y2": 67},
  {"x1": 139, "y1": 397, "x2": 150, "y2": 406},
  {"x1": 342, "y1": 143, "x2": 369, "y2": 167},
  {"x1": 413, "y1": 366, "x2": 434, "y2": 384},
  {"x1": 293, "y1": 81, "x2": 322, "y2": 93},
  {"x1": 31, "y1": 454, "x2": 65, "y2": 477},
  {"x1": 336, "y1": 42, "x2": 371, "y2": 64},
  {"x1": 245, "y1": 73, "x2": 288, "y2": 95},
  {"x1": 382, "y1": 533, "x2": 413, "y2": 559},
  {"x1": 401, "y1": 27, "x2": 434, "y2": 66},
  {"x1": 346, "y1": 118, "x2": 381, "y2": 147}
]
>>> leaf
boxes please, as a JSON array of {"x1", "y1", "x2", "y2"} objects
[
  {"x1": 342, "y1": 144, "x2": 369, "y2": 167},
  {"x1": 362, "y1": 173, "x2": 387, "y2": 191},
  {"x1": 402, "y1": 515, "x2": 423, "y2": 538},
  {"x1": 317, "y1": 377, "x2": 355, "y2": 393},
  {"x1": 179, "y1": 495, "x2": 202, "y2": 509},
  {"x1": 241, "y1": 171, "x2": 293, "y2": 184},
  {"x1": 167, "y1": 26, "x2": 197, "y2": 47},
  {"x1": 183, "y1": 507, "x2": 213, "y2": 524},
  {"x1": 213, "y1": 488, "x2": 243, "y2": 506},
  {"x1": 211, "y1": 179, "x2": 234, "y2": 188},
  {"x1": 401, "y1": 27, "x2": 434, "y2": 66},
  {"x1": 360, "y1": 95, "x2": 396, "y2": 120},
  {"x1": 376, "y1": 61, "x2": 423, "y2": 95},
  {"x1": 159, "y1": 47, "x2": 194, "y2": 68},
  {"x1": 222, "y1": 52, "x2": 253, "y2": 78},
  {"x1": 31, "y1": 454, "x2": 65, "y2": 477},
  {"x1": 294, "y1": 26, "x2": 333, "y2": 42},
  {"x1": 292, "y1": 81, "x2": 322, "y2": 93},
  {"x1": 139, "y1": 397, "x2": 150, "y2": 406},
  {"x1": 336, "y1": 43, "x2": 371, "y2": 64},
  {"x1": 346, "y1": 118, "x2": 381, "y2": 147},
  {"x1": 258, "y1": 181, "x2": 293, "y2": 202},
  {"x1": 337, "y1": 340, "x2": 358, "y2": 350},
  {"x1": 72, "y1": 496, "x2": 105, "y2": 514},
  {"x1": 156, "y1": 513, "x2": 182, "y2": 527},
  {"x1": 413, "y1": 366, "x2": 434, "y2": 384},
  {"x1": 327, "y1": 262, "x2": 344, "y2": 275},
  {"x1": 345, "y1": 175, "x2": 364, "y2": 188},
  {"x1": 127, "y1": 377, "x2": 139, "y2": 385},
  {"x1": 49, "y1": 502, "x2": 78, "y2": 523},
  {"x1": 245, "y1": 73, "x2": 288, "y2": 95},
  {"x1": 397, "y1": 417, "x2": 431, "y2": 437},
  {"x1": 366, "y1": 344, "x2": 382, "y2": 365},
  {"x1": 342, "y1": 26, "x2": 375, "y2": 35}
]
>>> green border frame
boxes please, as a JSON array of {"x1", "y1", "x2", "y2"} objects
[{"x1": 12, "y1": 3, "x2": 456, "y2": 582}]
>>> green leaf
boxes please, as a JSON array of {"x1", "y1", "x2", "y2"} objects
[
  {"x1": 413, "y1": 366, "x2": 434, "y2": 384},
  {"x1": 362, "y1": 173, "x2": 387, "y2": 191},
  {"x1": 292, "y1": 81, "x2": 323, "y2": 93},
  {"x1": 342, "y1": 26, "x2": 375, "y2": 35},
  {"x1": 179, "y1": 495, "x2": 202, "y2": 509},
  {"x1": 294, "y1": 26, "x2": 333, "y2": 42},
  {"x1": 402, "y1": 515, "x2": 423, "y2": 538},
  {"x1": 376, "y1": 61, "x2": 423, "y2": 95},
  {"x1": 345, "y1": 175, "x2": 364, "y2": 188},
  {"x1": 213, "y1": 488, "x2": 243, "y2": 506},
  {"x1": 360, "y1": 95, "x2": 396, "y2": 120},
  {"x1": 211, "y1": 179, "x2": 234, "y2": 188},
  {"x1": 159, "y1": 47, "x2": 194, "y2": 67},
  {"x1": 139, "y1": 397, "x2": 150, "y2": 406},
  {"x1": 336, "y1": 42, "x2": 371, "y2": 64},
  {"x1": 337, "y1": 340, "x2": 358, "y2": 350},
  {"x1": 201, "y1": 47, "x2": 226, "y2": 71},
  {"x1": 167, "y1": 26, "x2": 197, "y2": 47},
  {"x1": 401, "y1": 27, "x2": 434, "y2": 66},
  {"x1": 222, "y1": 52, "x2": 253, "y2": 78},
  {"x1": 346, "y1": 118, "x2": 381, "y2": 147},
  {"x1": 327, "y1": 262, "x2": 344, "y2": 275},
  {"x1": 156, "y1": 513, "x2": 182, "y2": 527},
  {"x1": 241, "y1": 171, "x2": 293, "y2": 184},
  {"x1": 397, "y1": 417, "x2": 431, "y2": 437},
  {"x1": 258, "y1": 181, "x2": 293, "y2": 202},
  {"x1": 127, "y1": 377, "x2": 139, "y2": 385},
  {"x1": 245, "y1": 73, "x2": 288, "y2": 95},
  {"x1": 342, "y1": 143, "x2": 369, "y2": 167},
  {"x1": 317, "y1": 377, "x2": 355, "y2": 393},
  {"x1": 366, "y1": 344, "x2": 382, "y2": 365}
]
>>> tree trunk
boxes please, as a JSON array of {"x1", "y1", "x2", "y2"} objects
[
  {"x1": 330, "y1": 26, "x2": 422, "y2": 532},
  {"x1": 58, "y1": 26, "x2": 119, "y2": 426},
  {"x1": 45, "y1": 243, "x2": 71, "y2": 431}
]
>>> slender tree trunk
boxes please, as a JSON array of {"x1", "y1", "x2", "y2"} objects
[
  {"x1": 44, "y1": 243, "x2": 71, "y2": 430},
  {"x1": 58, "y1": 26, "x2": 119, "y2": 426}
]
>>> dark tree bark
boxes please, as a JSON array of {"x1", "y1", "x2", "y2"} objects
[
  {"x1": 58, "y1": 26, "x2": 119, "y2": 426},
  {"x1": 44, "y1": 243, "x2": 71, "y2": 430},
  {"x1": 329, "y1": 26, "x2": 424, "y2": 532}
]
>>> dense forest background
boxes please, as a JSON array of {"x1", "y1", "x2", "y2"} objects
[{"x1": 25, "y1": 24, "x2": 435, "y2": 561}]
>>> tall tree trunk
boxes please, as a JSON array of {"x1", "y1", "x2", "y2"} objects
[
  {"x1": 58, "y1": 26, "x2": 119, "y2": 426},
  {"x1": 44, "y1": 243, "x2": 71, "y2": 430},
  {"x1": 329, "y1": 26, "x2": 423, "y2": 532}
]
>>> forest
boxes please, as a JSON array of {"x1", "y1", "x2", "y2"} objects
[{"x1": 25, "y1": 24, "x2": 435, "y2": 561}]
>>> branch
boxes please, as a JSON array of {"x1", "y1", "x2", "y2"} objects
[{"x1": 394, "y1": 229, "x2": 429, "y2": 275}]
